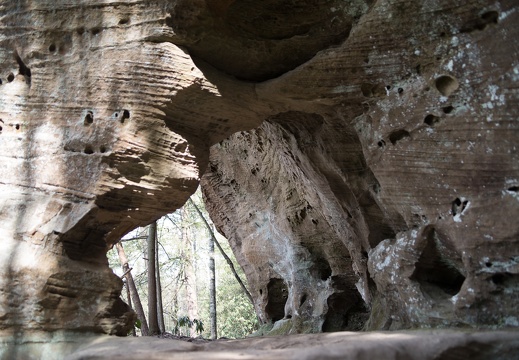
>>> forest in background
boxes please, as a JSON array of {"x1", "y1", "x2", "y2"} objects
[{"x1": 107, "y1": 188, "x2": 258, "y2": 339}]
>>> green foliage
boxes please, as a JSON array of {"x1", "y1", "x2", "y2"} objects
[
  {"x1": 193, "y1": 319, "x2": 204, "y2": 334},
  {"x1": 215, "y1": 275, "x2": 258, "y2": 338},
  {"x1": 174, "y1": 316, "x2": 204, "y2": 336},
  {"x1": 211, "y1": 238, "x2": 258, "y2": 338},
  {"x1": 109, "y1": 187, "x2": 258, "y2": 339}
]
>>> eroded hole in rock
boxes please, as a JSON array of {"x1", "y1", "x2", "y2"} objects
[
  {"x1": 361, "y1": 83, "x2": 386, "y2": 97},
  {"x1": 323, "y1": 276, "x2": 368, "y2": 332},
  {"x1": 15, "y1": 53, "x2": 31, "y2": 78},
  {"x1": 507, "y1": 186, "x2": 518, "y2": 192},
  {"x1": 424, "y1": 114, "x2": 440, "y2": 126},
  {"x1": 311, "y1": 257, "x2": 332, "y2": 281},
  {"x1": 84, "y1": 145, "x2": 94, "y2": 154},
  {"x1": 299, "y1": 293, "x2": 307, "y2": 307},
  {"x1": 99, "y1": 145, "x2": 107, "y2": 153},
  {"x1": 7, "y1": 73, "x2": 14, "y2": 82},
  {"x1": 388, "y1": 129, "x2": 410, "y2": 145},
  {"x1": 460, "y1": 10, "x2": 499, "y2": 33},
  {"x1": 451, "y1": 197, "x2": 468, "y2": 216},
  {"x1": 435, "y1": 75, "x2": 459, "y2": 96},
  {"x1": 443, "y1": 105, "x2": 454, "y2": 114},
  {"x1": 489, "y1": 273, "x2": 519, "y2": 294},
  {"x1": 371, "y1": 180, "x2": 381, "y2": 194},
  {"x1": 120, "y1": 109, "x2": 130, "y2": 123},
  {"x1": 265, "y1": 278, "x2": 288, "y2": 322},
  {"x1": 298, "y1": 207, "x2": 307, "y2": 221},
  {"x1": 84, "y1": 111, "x2": 94, "y2": 125},
  {"x1": 411, "y1": 229, "x2": 465, "y2": 298},
  {"x1": 398, "y1": 87, "x2": 404, "y2": 94},
  {"x1": 360, "y1": 83, "x2": 373, "y2": 97},
  {"x1": 377, "y1": 139, "x2": 386, "y2": 148},
  {"x1": 481, "y1": 11, "x2": 499, "y2": 22},
  {"x1": 91, "y1": 28, "x2": 101, "y2": 35},
  {"x1": 15, "y1": 124, "x2": 20, "y2": 130},
  {"x1": 49, "y1": 44, "x2": 56, "y2": 52},
  {"x1": 491, "y1": 273, "x2": 508, "y2": 285},
  {"x1": 119, "y1": 17, "x2": 130, "y2": 25},
  {"x1": 173, "y1": 142, "x2": 187, "y2": 153}
]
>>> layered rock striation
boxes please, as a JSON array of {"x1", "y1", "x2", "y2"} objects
[
  {"x1": 0, "y1": 0, "x2": 518, "y2": 357},
  {"x1": 0, "y1": 0, "x2": 267, "y2": 350},
  {"x1": 201, "y1": 0, "x2": 519, "y2": 333}
]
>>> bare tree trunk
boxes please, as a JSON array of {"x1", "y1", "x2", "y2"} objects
[
  {"x1": 208, "y1": 226, "x2": 217, "y2": 339},
  {"x1": 188, "y1": 198, "x2": 254, "y2": 306},
  {"x1": 156, "y1": 235, "x2": 165, "y2": 334},
  {"x1": 116, "y1": 242, "x2": 149, "y2": 336},
  {"x1": 125, "y1": 281, "x2": 137, "y2": 336},
  {"x1": 181, "y1": 209, "x2": 199, "y2": 337},
  {"x1": 147, "y1": 221, "x2": 160, "y2": 335}
]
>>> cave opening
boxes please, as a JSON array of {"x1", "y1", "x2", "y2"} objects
[
  {"x1": 322, "y1": 276, "x2": 368, "y2": 332},
  {"x1": 411, "y1": 230, "x2": 465, "y2": 298},
  {"x1": 265, "y1": 278, "x2": 288, "y2": 322},
  {"x1": 311, "y1": 257, "x2": 332, "y2": 281}
]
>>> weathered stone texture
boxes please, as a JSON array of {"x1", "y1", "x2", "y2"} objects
[
  {"x1": 64, "y1": 330, "x2": 519, "y2": 360},
  {"x1": 0, "y1": 0, "x2": 266, "y2": 344},
  {"x1": 202, "y1": 0, "x2": 519, "y2": 334},
  {"x1": 1, "y1": 0, "x2": 518, "y2": 357}
]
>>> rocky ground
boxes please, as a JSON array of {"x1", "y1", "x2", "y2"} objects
[{"x1": 65, "y1": 330, "x2": 519, "y2": 360}]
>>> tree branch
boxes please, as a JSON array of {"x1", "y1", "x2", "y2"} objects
[
  {"x1": 120, "y1": 267, "x2": 133, "y2": 279},
  {"x1": 120, "y1": 236, "x2": 148, "y2": 242},
  {"x1": 187, "y1": 198, "x2": 254, "y2": 306}
]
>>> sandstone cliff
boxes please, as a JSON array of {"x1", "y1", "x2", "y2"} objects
[
  {"x1": 201, "y1": 0, "x2": 519, "y2": 334},
  {"x1": 0, "y1": 0, "x2": 267, "y2": 348},
  {"x1": 0, "y1": 0, "x2": 518, "y2": 358}
]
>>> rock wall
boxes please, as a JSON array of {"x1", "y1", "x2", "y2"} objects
[
  {"x1": 201, "y1": 0, "x2": 519, "y2": 334},
  {"x1": 0, "y1": 0, "x2": 269, "y2": 351},
  {"x1": 0, "y1": 0, "x2": 518, "y2": 357}
]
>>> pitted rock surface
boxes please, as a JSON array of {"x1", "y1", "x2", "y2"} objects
[
  {"x1": 0, "y1": 0, "x2": 267, "y2": 340},
  {"x1": 201, "y1": 0, "x2": 519, "y2": 333},
  {"x1": 0, "y1": 0, "x2": 518, "y2": 358}
]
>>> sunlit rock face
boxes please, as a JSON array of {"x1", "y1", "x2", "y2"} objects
[
  {"x1": 0, "y1": 0, "x2": 268, "y2": 350},
  {"x1": 202, "y1": 0, "x2": 519, "y2": 334},
  {"x1": 1, "y1": 0, "x2": 518, "y2": 357}
]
